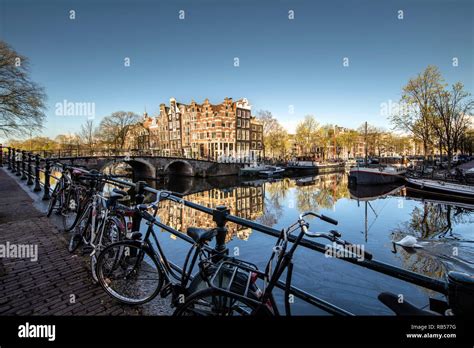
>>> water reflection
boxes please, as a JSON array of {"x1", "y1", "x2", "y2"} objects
[{"x1": 56, "y1": 164, "x2": 474, "y2": 314}]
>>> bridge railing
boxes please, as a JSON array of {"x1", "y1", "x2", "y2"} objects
[
  {"x1": 1, "y1": 145, "x2": 449, "y2": 316},
  {"x1": 1, "y1": 145, "x2": 259, "y2": 164}
]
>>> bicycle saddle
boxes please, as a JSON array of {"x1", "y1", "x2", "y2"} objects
[
  {"x1": 187, "y1": 227, "x2": 216, "y2": 244},
  {"x1": 112, "y1": 188, "x2": 128, "y2": 196},
  {"x1": 108, "y1": 188, "x2": 127, "y2": 205},
  {"x1": 378, "y1": 292, "x2": 438, "y2": 316}
]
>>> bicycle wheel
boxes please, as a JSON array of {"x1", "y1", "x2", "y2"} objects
[
  {"x1": 68, "y1": 209, "x2": 91, "y2": 253},
  {"x1": 61, "y1": 187, "x2": 83, "y2": 231},
  {"x1": 46, "y1": 183, "x2": 62, "y2": 217},
  {"x1": 173, "y1": 287, "x2": 270, "y2": 316},
  {"x1": 96, "y1": 241, "x2": 164, "y2": 305},
  {"x1": 91, "y1": 217, "x2": 125, "y2": 283}
]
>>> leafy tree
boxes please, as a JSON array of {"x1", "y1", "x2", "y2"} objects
[
  {"x1": 256, "y1": 110, "x2": 290, "y2": 158},
  {"x1": 390, "y1": 65, "x2": 442, "y2": 158},
  {"x1": 295, "y1": 115, "x2": 320, "y2": 157},
  {"x1": 429, "y1": 82, "x2": 473, "y2": 169}
]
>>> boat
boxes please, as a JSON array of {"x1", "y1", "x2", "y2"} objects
[
  {"x1": 349, "y1": 166, "x2": 406, "y2": 185},
  {"x1": 239, "y1": 163, "x2": 270, "y2": 176},
  {"x1": 286, "y1": 157, "x2": 345, "y2": 174},
  {"x1": 405, "y1": 177, "x2": 474, "y2": 198},
  {"x1": 259, "y1": 166, "x2": 285, "y2": 177}
]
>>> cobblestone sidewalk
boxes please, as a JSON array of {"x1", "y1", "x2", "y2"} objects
[{"x1": 0, "y1": 168, "x2": 144, "y2": 315}]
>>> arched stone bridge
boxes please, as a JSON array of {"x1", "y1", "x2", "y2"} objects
[{"x1": 52, "y1": 155, "x2": 243, "y2": 179}]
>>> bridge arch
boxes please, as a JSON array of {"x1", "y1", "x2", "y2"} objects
[
  {"x1": 101, "y1": 158, "x2": 156, "y2": 179},
  {"x1": 164, "y1": 160, "x2": 194, "y2": 177}
]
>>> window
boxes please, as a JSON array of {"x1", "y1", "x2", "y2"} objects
[
  {"x1": 237, "y1": 109, "x2": 241, "y2": 116},
  {"x1": 212, "y1": 132, "x2": 216, "y2": 138},
  {"x1": 222, "y1": 132, "x2": 225, "y2": 138},
  {"x1": 222, "y1": 122, "x2": 225, "y2": 127},
  {"x1": 237, "y1": 119, "x2": 241, "y2": 127}
]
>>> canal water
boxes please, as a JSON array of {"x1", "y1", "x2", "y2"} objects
[{"x1": 65, "y1": 163, "x2": 474, "y2": 315}]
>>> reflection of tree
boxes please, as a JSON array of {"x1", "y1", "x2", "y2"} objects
[
  {"x1": 393, "y1": 202, "x2": 473, "y2": 239},
  {"x1": 295, "y1": 173, "x2": 349, "y2": 211},
  {"x1": 258, "y1": 179, "x2": 292, "y2": 227},
  {"x1": 390, "y1": 202, "x2": 474, "y2": 281},
  {"x1": 393, "y1": 248, "x2": 446, "y2": 282}
]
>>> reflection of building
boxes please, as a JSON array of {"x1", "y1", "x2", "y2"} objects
[
  {"x1": 141, "y1": 98, "x2": 263, "y2": 161},
  {"x1": 157, "y1": 185, "x2": 264, "y2": 241}
]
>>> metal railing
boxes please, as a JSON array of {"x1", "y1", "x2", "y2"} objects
[
  {"x1": 1, "y1": 146, "x2": 258, "y2": 164},
  {"x1": 0, "y1": 145, "x2": 450, "y2": 316}
]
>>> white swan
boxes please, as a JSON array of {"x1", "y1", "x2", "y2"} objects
[{"x1": 394, "y1": 236, "x2": 423, "y2": 248}]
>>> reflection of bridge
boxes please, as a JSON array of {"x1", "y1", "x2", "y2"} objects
[{"x1": 52, "y1": 155, "x2": 243, "y2": 179}]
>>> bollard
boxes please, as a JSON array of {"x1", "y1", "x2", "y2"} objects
[
  {"x1": 27, "y1": 153, "x2": 33, "y2": 185},
  {"x1": 34, "y1": 155, "x2": 42, "y2": 192},
  {"x1": 0, "y1": 144, "x2": 3, "y2": 167},
  {"x1": 131, "y1": 181, "x2": 146, "y2": 233},
  {"x1": 20, "y1": 151, "x2": 27, "y2": 180},
  {"x1": 7, "y1": 147, "x2": 12, "y2": 170},
  {"x1": 42, "y1": 160, "x2": 51, "y2": 200},
  {"x1": 15, "y1": 149, "x2": 21, "y2": 176},
  {"x1": 11, "y1": 148, "x2": 16, "y2": 173},
  {"x1": 212, "y1": 205, "x2": 230, "y2": 261}
]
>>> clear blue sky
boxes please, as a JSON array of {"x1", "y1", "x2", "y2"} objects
[{"x1": 1, "y1": 0, "x2": 473, "y2": 139}]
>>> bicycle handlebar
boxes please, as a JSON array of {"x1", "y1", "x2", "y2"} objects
[
  {"x1": 297, "y1": 211, "x2": 373, "y2": 260},
  {"x1": 300, "y1": 211, "x2": 338, "y2": 225}
]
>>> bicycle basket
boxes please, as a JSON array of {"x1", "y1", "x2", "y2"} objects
[{"x1": 209, "y1": 259, "x2": 263, "y2": 302}]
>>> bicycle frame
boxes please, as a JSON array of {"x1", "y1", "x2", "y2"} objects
[{"x1": 130, "y1": 199, "x2": 215, "y2": 302}]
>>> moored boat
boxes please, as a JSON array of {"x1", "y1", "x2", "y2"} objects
[
  {"x1": 405, "y1": 177, "x2": 474, "y2": 198},
  {"x1": 239, "y1": 163, "x2": 270, "y2": 176},
  {"x1": 349, "y1": 166, "x2": 406, "y2": 185},
  {"x1": 259, "y1": 166, "x2": 285, "y2": 177}
]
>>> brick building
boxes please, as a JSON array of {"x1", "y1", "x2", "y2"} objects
[{"x1": 142, "y1": 97, "x2": 263, "y2": 161}]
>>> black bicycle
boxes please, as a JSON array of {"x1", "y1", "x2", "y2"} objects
[
  {"x1": 173, "y1": 211, "x2": 356, "y2": 316},
  {"x1": 68, "y1": 172, "x2": 132, "y2": 282},
  {"x1": 46, "y1": 164, "x2": 88, "y2": 231},
  {"x1": 95, "y1": 190, "x2": 227, "y2": 305}
]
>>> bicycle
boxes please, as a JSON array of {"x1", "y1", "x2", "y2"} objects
[
  {"x1": 95, "y1": 190, "x2": 241, "y2": 306},
  {"x1": 68, "y1": 172, "x2": 131, "y2": 282},
  {"x1": 173, "y1": 212, "x2": 372, "y2": 316},
  {"x1": 46, "y1": 164, "x2": 87, "y2": 231}
]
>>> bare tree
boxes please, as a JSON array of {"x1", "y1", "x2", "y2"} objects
[
  {"x1": 98, "y1": 111, "x2": 139, "y2": 150},
  {"x1": 256, "y1": 110, "x2": 282, "y2": 134},
  {"x1": 430, "y1": 82, "x2": 473, "y2": 169},
  {"x1": 77, "y1": 120, "x2": 95, "y2": 150},
  {"x1": 0, "y1": 41, "x2": 46, "y2": 137}
]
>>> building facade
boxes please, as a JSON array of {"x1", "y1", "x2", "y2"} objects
[{"x1": 141, "y1": 98, "x2": 263, "y2": 161}]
